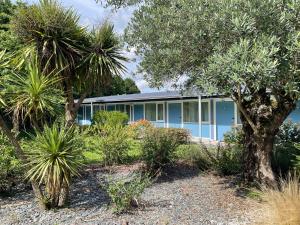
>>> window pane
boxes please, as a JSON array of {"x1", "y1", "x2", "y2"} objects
[
  {"x1": 78, "y1": 106, "x2": 84, "y2": 121},
  {"x1": 125, "y1": 105, "x2": 131, "y2": 117},
  {"x1": 157, "y1": 104, "x2": 164, "y2": 121},
  {"x1": 183, "y1": 102, "x2": 199, "y2": 123},
  {"x1": 93, "y1": 105, "x2": 100, "y2": 113},
  {"x1": 116, "y1": 104, "x2": 125, "y2": 112},
  {"x1": 201, "y1": 102, "x2": 209, "y2": 122},
  {"x1": 107, "y1": 105, "x2": 115, "y2": 111},
  {"x1": 85, "y1": 105, "x2": 91, "y2": 121},
  {"x1": 145, "y1": 103, "x2": 156, "y2": 121}
]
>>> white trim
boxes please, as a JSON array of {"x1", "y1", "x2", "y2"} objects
[
  {"x1": 181, "y1": 102, "x2": 184, "y2": 128},
  {"x1": 213, "y1": 99, "x2": 217, "y2": 141},
  {"x1": 199, "y1": 96, "x2": 202, "y2": 140},
  {"x1": 91, "y1": 102, "x2": 93, "y2": 119}
]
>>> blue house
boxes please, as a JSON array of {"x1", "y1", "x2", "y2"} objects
[{"x1": 77, "y1": 91, "x2": 300, "y2": 141}]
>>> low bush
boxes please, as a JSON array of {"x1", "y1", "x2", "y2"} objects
[
  {"x1": 0, "y1": 132, "x2": 22, "y2": 194},
  {"x1": 128, "y1": 119, "x2": 153, "y2": 139},
  {"x1": 104, "y1": 173, "x2": 151, "y2": 214},
  {"x1": 259, "y1": 175, "x2": 300, "y2": 225},
  {"x1": 93, "y1": 111, "x2": 128, "y2": 126},
  {"x1": 142, "y1": 127, "x2": 189, "y2": 171},
  {"x1": 176, "y1": 144, "x2": 217, "y2": 170},
  {"x1": 216, "y1": 145, "x2": 243, "y2": 175},
  {"x1": 273, "y1": 121, "x2": 300, "y2": 174},
  {"x1": 100, "y1": 124, "x2": 131, "y2": 166}
]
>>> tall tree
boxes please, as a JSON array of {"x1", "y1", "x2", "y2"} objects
[
  {"x1": 105, "y1": 0, "x2": 300, "y2": 185},
  {"x1": 124, "y1": 78, "x2": 140, "y2": 94},
  {"x1": 11, "y1": 0, "x2": 127, "y2": 126}
]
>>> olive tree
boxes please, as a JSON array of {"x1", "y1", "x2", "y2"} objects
[{"x1": 104, "y1": 0, "x2": 300, "y2": 185}]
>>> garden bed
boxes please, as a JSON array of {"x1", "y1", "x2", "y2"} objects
[{"x1": 0, "y1": 163, "x2": 261, "y2": 225}]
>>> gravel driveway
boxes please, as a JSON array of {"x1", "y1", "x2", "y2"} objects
[{"x1": 0, "y1": 164, "x2": 260, "y2": 225}]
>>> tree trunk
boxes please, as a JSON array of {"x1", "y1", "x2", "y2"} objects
[
  {"x1": 243, "y1": 123, "x2": 276, "y2": 186},
  {"x1": 0, "y1": 113, "x2": 46, "y2": 209}
]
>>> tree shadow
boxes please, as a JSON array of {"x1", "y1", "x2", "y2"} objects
[{"x1": 154, "y1": 162, "x2": 201, "y2": 184}]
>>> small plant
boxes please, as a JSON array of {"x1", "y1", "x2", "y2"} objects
[
  {"x1": 100, "y1": 124, "x2": 131, "y2": 166},
  {"x1": 128, "y1": 119, "x2": 153, "y2": 139},
  {"x1": 0, "y1": 132, "x2": 22, "y2": 194},
  {"x1": 216, "y1": 145, "x2": 243, "y2": 175},
  {"x1": 93, "y1": 111, "x2": 128, "y2": 127},
  {"x1": 142, "y1": 127, "x2": 188, "y2": 172},
  {"x1": 259, "y1": 174, "x2": 300, "y2": 225},
  {"x1": 104, "y1": 172, "x2": 151, "y2": 214},
  {"x1": 26, "y1": 123, "x2": 83, "y2": 209}
]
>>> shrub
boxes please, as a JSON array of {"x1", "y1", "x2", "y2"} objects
[
  {"x1": 100, "y1": 124, "x2": 131, "y2": 166},
  {"x1": 0, "y1": 132, "x2": 22, "y2": 194},
  {"x1": 104, "y1": 172, "x2": 151, "y2": 214},
  {"x1": 216, "y1": 145, "x2": 243, "y2": 175},
  {"x1": 176, "y1": 144, "x2": 217, "y2": 170},
  {"x1": 142, "y1": 127, "x2": 189, "y2": 171},
  {"x1": 26, "y1": 123, "x2": 83, "y2": 208},
  {"x1": 259, "y1": 175, "x2": 300, "y2": 225},
  {"x1": 128, "y1": 119, "x2": 153, "y2": 139},
  {"x1": 93, "y1": 111, "x2": 128, "y2": 126},
  {"x1": 223, "y1": 127, "x2": 244, "y2": 146},
  {"x1": 273, "y1": 121, "x2": 300, "y2": 174}
]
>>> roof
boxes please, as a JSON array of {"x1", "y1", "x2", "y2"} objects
[{"x1": 82, "y1": 90, "x2": 217, "y2": 104}]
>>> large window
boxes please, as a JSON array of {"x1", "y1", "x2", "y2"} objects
[
  {"x1": 116, "y1": 104, "x2": 125, "y2": 112},
  {"x1": 201, "y1": 102, "x2": 209, "y2": 122},
  {"x1": 145, "y1": 103, "x2": 156, "y2": 121},
  {"x1": 183, "y1": 102, "x2": 199, "y2": 123},
  {"x1": 157, "y1": 103, "x2": 164, "y2": 121}
]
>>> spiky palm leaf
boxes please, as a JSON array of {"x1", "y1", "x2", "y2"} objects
[
  {"x1": 0, "y1": 50, "x2": 10, "y2": 107},
  {"x1": 26, "y1": 123, "x2": 82, "y2": 196},
  {"x1": 78, "y1": 22, "x2": 128, "y2": 94},
  {"x1": 4, "y1": 57, "x2": 64, "y2": 124},
  {"x1": 11, "y1": 0, "x2": 87, "y2": 73}
]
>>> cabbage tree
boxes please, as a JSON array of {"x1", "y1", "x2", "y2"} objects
[{"x1": 12, "y1": 0, "x2": 127, "y2": 126}]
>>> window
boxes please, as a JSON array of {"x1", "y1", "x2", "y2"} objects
[
  {"x1": 116, "y1": 104, "x2": 125, "y2": 112},
  {"x1": 107, "y1": 105, "x2": 115, "y2": 111},
  {"x1": 85, "y1": 105, "x2": 91, "y2": 121},
  {"x1": 201, "y1": 102, "x2": 209, "y2": 122},
  {"x1": 183, "y1": 102, "x2": 199, "y2": 123},
  {"x1": 145, "y1": 103, "x2": 156, "y2": 121},
  {"x1": 93, "y1": 105, "x2": 101, "y2": 113},
  {"x1": 78, "y1": 106, "x2": 84, "y2": 121},
  {"x1": 157, "y1": 103, "x2": 164, "y2": 121},
  {"x1": 125, "y1": 105, "x2": 131, "y2": 117}
]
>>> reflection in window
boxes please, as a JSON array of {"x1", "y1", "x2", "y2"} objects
[
  {"x1": 157, "y1": 104, "x2": 164, "y2": 121},
  {"x1": 201, "y1": 102, "x2": 209, "y2": 122},
  {"x1": 183, "y1": 102, "x2": 199, "y2": 123},
  {"x1": 145, "y1": 103, "x2": 156, "y2": 121}
]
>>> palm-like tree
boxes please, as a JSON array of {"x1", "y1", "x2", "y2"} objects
[
  {"x1": 11, "y1": 0, "x2": 127, "y2": 125},
  {"x1": 0, "y1": 50, "x2": 46, "y2": 208},
  {"x1": 26, "y1": 123, "x2": 83, "y2": 208},
  {"x1": 4, "y1": 56, "x2": 64, "y2": 129}
]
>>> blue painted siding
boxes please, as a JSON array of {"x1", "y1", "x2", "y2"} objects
[
  {"x1": 133, "y1": 104, "x2": 144, "y2": 121},
  {"x1": 216, "y1": 101, "x2": 234, "y2": 141},
  {"x1": 183, "y1": 123, "x2": 199, "y2": 137},
  {"x1": 287, "y1": 101, "x2": 300, "y2": 123},
  {"x1": 201, "y1": 124, "x2": 210, "y2": 138},
  {"x1": 168, "y1": 103, "x2": 182, "y2": 128}
]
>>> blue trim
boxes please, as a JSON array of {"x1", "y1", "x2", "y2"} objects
[{"x1": 168, "y1": 103, "x2": 182, "y2": 128}]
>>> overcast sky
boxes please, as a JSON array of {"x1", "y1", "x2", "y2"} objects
[{"x1": 15, "y1": 0, "x2": 162, "y2": 93}]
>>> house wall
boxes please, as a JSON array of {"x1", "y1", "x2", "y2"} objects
[{"x1": 77, "y1": 99, "x2": 300, "y2": 142}]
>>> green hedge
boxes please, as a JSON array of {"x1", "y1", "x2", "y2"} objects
[{"x1": 93, "y1": 111, "x2": 128, "y2": 126}]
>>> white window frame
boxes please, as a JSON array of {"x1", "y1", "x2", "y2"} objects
[
  {"x1": 156, "y1": 103, "x2": 165, "y2": 122},
  {"x1": 182, "y1": 100, "x2": 199, "y2": 124},
  {"x1": 201, "y1": 100, "x2": 210, "y2": 124}
]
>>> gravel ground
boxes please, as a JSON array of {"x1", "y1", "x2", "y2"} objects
[{"x1": 0, "y1": 163, "x2": 261, "y2": 225}]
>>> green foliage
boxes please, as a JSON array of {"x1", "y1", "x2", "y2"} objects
[
  {"x1": 273, "y1": 121, "x2": 300, "y2": 174},
  {"x1": 26, "y1": 123, "x2": 83, "y2": 208},
  {"x1": 104, "y1": 172, "x2": 151, "y2": 214},
  {"x1": 216, "y1": 145, "x2": 243, "y2": 175},
  {"x1": 3, "y1": 56, "x2": 64, "y2": 126},
  {"x1": 100, "y1": 124, "x2": 131, "y2": 165},
  {"x1": 0, "y1": 131, "x2": 21, "y2": 194},
  {"x1": 93, "y1": 110, "x2": 129, "y2": 126},
  {"x1": 223, "y1": 127, "x2": 244, "y2": 146},
  {"x1": 142, "y1": 127, "x2": 189, "y2": 171},
  {"x1": 175, "y1": 144, "x2": 216, "y2": 171}
]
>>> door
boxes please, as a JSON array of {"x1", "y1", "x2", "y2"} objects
[
  {"x1": 168, "y1": 103, "x2": 182, "y2": 128},
  {"x1": 216, "y1": 101, "x2": 234, "y2": 141}
]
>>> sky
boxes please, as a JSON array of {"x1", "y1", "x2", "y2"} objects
[{"x1": 16, "y1": 0, "x2": 161, "y2": 93}]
